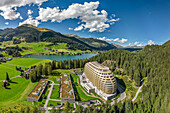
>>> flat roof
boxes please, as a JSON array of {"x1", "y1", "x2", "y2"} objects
[
  {"x1": 61, "y1": 73, "x2": 75, "y2": 99},
  {"x1": 27, "y1": 79, "x2": 48, "y2": 100}
]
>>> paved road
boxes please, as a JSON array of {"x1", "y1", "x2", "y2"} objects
[
  {"x1": 49, "y1": 99, "x2": 61, "y2": 101},
  {"x1": 111, "y1": 84, "x2": 126, "y2": 106},
  {"x1": 44, "y1": 81, "x2": 54, "y2": 109},
  {"x1": 0, "y1": 75, "x2": 21, "y2": 82},
  {"x1": 132, "y1": 81, "x2": 144, "y2": 102},
  {"x1": 3, "y1": 63, "x2": 28, "y2": 68}
]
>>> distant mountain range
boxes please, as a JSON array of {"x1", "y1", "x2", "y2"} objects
[
  {"x1": 0, "y1": 24, "x2": 116, "y2": 51},
  {"x1": 113, "y1": 43, "x2": 144, "y2": 49},
  {"x1": 0, "y1": 24, "x2": 146, "y2": 52},
  {"x1": 112, "y1": 44, "x2": 144, "y2": 52}
]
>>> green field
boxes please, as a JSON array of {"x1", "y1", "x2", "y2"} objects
[
  {"x1": 0, "y1": 58, "x2": 51, "y2": 80},
  {"x1": 47, "y1": 100, "x2": 61, "y2": 107},
  {"x1": 51, "y1": 85, "x2": 60, "y2": 100},
  {"x1": 0, "y1": 42, "x2": 88, "y2": 57},
  {"x1": 0, "y1": 77, "x2": 38, "y2": 107},
  {"x1": 0, "y1": 58, "x2": 52, "y2": 108}
]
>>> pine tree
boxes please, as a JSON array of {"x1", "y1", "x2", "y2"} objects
[{"x1": 6, "y1": 72, "x2": 10, "y2": 81}]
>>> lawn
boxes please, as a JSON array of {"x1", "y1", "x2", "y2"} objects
[
  {"x1": 0, "y1": 58, "x2": 51, "y2": 80},
  {"x1": 6, "y1": 58, "x2": 51, "y2": 67},
  {"x1": 47, "y1": 100, "x2": 61, "y2": 107},
  {"x1": 0, "y1": 63, "x2": 21, "y2": 80},
  {"x1": 47, "y1": 76, "x2": 61, "y2": 84},
  {"x1": 51, "y1": 85, "x2": 61, "y2": 100},
  {"x1": 76, "y1": 86, "x2": 97, "y2": 102},
  {"x1": 0, "y1": 77, "x2": 38, "y2": 108}
]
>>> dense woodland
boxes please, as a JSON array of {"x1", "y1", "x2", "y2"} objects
[{"x1": 0, "y1": 40, "x2": 169, "y2": 112}]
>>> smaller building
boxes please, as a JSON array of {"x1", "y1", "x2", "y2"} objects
[
  {"x1": 80, "y1": 75, "x2": 95, "y2": 93},
  {"x1": 61, "y1": 73, "x2": 75, "y2": 104},
  {"x1": 27, "y1": 79, "x2": 48, "y2": 101}
]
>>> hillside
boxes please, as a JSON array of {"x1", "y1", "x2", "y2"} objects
[
  {"x1": 0, "y1": 24, "x2": 116, "y2": 51},
  {"x1": 66, "y1": 34, "x2": 116, "y2": 50},
  {"x1": 88, "y1": 40, "x2": 170, "y2": 112}
]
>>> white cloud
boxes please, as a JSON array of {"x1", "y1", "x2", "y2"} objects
[
  {"x1": 97, "y1": 37, "x2": 127, "y2": 43},
  {"x1": 115, "y1": 38, "x2": 128, "y2": 43},
  {"x1": 19, "y1": 15, "x2": 40, "y2": 26},
  {"x1": 36, "y1": 1, "x2": 119, "y2": 32},
  {"x1": 68, "y1": 27, "x2": 73, "y2": 30},
  {"x1": 137, "y1": 43, "x2": 142, "y2": 46},
  {"x1": 5, "y1": 22, "x2": 9, "y2": 25},
  {"x1": 148, "y1": 40, "x2": 155, "y2": 45},
  {"x1": 20, "y1": 16, "x2": 23, "y2": 20},
  {"x1": 97, "y1": 37, "x2": 106, "y2": 41},
  {"x1": 129, "y1": 41, "x2": 143, "y2": 47},
  {"x1": 134, "y1": 42, "x2": 139, "y2": 45},
  {"x1": 28, "y1": 10, "x2": 33, "y2": 15},
  {"x1": 74, "y1": 25, "x2": 84, "y2": 31},
  {"x1": 0, "y1": 0, "x2": 47, "y2": 20}
]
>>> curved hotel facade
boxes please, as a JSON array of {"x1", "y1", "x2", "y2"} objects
[{"x1": 81, "y1": 61, "x2": 117, "y2": 100}]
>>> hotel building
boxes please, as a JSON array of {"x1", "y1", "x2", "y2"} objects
[{"x1": 80, "y1": 61, "x2": 117, "y2": 100}]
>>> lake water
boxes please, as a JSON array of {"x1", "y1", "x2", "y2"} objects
[{"x1": 24, "y1": 53, "x2": 97, "y2": 61}]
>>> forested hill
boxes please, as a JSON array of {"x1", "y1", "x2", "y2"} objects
[
  {"x1": 88, "y1": 40, "x2": 170, "y2": 112},
  {"x1": 0, "y1": 24, "x2": 116, "y2": 51},
  {"x1": 66, "y1": 34, "x2": 116, "y2": 50}
]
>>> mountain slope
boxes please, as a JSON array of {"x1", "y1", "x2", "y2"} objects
[
  {"x1": 0, "y1": 24, "x2": 116, "y2": 51},
  {"x1": 88, "y1": 40, "x2": 170, "y2": 112},
  {"x1": 66, "y1": 34, "x2": 116, "y2": 50}
]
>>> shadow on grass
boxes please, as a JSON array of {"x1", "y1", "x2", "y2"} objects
[
  {"x1": 9, "y1": 80, "x2": 18, "y2": 84},
  {"x1": 6, "y1": 87, "x2": 11, "y2": 89}
]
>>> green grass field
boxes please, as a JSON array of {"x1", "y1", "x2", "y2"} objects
[
  {"x1": 0, "y1": 58, "x2": 51, "y2": 80},
  {"x1": 0, "y1": 77, "x2": 38, "y2": 108},
  {"x1": 51, "y1": 85, "x2": 60, "y2": 100},
  {"x1": 0, "y1": 42, "x2": 86, "y2": 57},
  {"x1": 0, "y1": 57, "x2": 52, "y2": 108},
  {"x1": 47, "y1": 100, "x2": 61, "y2": 107}
]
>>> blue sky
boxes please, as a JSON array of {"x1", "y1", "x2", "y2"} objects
[{"x1": 0, "y1": 0, "x2": 170, "y2": 46}]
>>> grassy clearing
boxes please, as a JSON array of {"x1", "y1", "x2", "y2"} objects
[
  {"x1": 6, "y1": 58, "x2": 51, "y2": 67},
  {"x1": 0, "y1": 58, "x2": 51, "y2": 80},
  {"x1": 51, "y1": 85, "x2": 60, "y2": 100},
  {"x1": 0, "y1": 63, "x2": 21, "y2": 80},
  {"x1": 0, "y1": 77, "x2": 38, "y2": 108},
  {"x1": 47, "y1": 100, "x2": 61, "y2": 107}
]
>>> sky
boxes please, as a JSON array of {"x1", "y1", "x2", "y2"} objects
[{"x1": 0, "y1": 0, "x2": 170, "y2": 46}]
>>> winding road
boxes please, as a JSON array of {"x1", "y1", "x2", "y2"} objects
[
  {"x1": 132, "y1": 81, "x2": 144, "y2": 102},
  {"x1": 111, "y1": 84, "x2": 126, "y2": 105}
]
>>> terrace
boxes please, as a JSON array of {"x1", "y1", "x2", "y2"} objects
[{"x1": 27, "y1": 79, "x2": 48, "y2": 101}]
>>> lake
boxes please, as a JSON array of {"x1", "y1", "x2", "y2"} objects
[{"x1": 24, "y1": 53, "x2": 97, "y2": 61}]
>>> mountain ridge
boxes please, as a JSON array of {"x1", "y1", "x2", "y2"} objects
[{"x1": 0, "y1": 24, "x2": 116, "y2": 51}]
